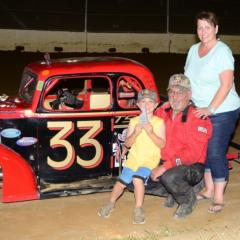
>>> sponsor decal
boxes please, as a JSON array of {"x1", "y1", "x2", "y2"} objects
[
  {"x1": 14, "y1": 98, "x2": 21, "y2": 103},
  {"x1": 117, "y1": 128, "x2": 128, "y2": 142},
  {"x1": 16, "y1": 137, "x2": 38, "y2": 147},
  {"x1": 1, "y1": 128, "x2": 21, "y2": 138},
  {"x1": 37, "y1": 81, "x2": 44, "y2": 91},
  {"x1": 198, "y1": 126, "x2": 207, "y2": 134},
  {"x1": 0, "y1": 93, "x2": 8, "y2": 101}
]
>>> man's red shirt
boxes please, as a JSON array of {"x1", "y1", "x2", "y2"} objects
[{"x1": 155, "y1": 104, "x2": 213, "y2": 170}]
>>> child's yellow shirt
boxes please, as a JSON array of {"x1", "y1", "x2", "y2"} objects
[{"x1": 124, "y1": 115, "x2": 163, "y2": 171}]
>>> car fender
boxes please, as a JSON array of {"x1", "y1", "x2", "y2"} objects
[{"x1": 0, "y1": 144, "x2": 39, "y2": 202}]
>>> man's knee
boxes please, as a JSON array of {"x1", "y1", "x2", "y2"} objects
[
  {"x1": 161, "y1": 168, "x2": 177, "y2": 185},
  {"x1": 144, "y1": 179, "x2": 168, "y2": 197},
  {"x1": 186, "y1": 163, "x2": 204, "y2": 185},
  {"x1": 161, "y1": 166, "x2": 187, "y2": 186}
]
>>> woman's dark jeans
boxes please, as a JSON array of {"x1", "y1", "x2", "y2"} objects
[{"x1": 205, "y1": 108, "x2": 240, "y2": 182}]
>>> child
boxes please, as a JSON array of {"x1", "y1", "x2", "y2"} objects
[{"x1": 98, "y1": 89, "x2": 165, "y2": 224}]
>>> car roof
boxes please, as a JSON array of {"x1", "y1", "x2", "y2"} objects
[{"x1": 26, "y1": 56, "x2": 155, "y2": 85}]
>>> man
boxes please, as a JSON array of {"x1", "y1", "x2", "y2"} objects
[{"x1": 145, "y1": 73, "x2": 213, "y2": 219}]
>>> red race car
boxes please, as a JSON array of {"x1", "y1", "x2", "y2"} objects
[{"x1": 0, "y1": 55, "x2": 159, "y2": 203}]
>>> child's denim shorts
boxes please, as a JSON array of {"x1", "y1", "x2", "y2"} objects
[{"x1": 119, "y1": 166, "x2": 151, "y2": 186}]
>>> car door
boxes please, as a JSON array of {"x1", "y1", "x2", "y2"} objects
[{"x1": 36, "y1": 75, "x2": 115, "y2": 196}]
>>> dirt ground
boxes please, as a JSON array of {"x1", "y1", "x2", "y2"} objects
[{"x1": 0, "y1": 125, "x2": 239, "y2": 240}]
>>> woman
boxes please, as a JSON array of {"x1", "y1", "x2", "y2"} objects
[{"x1": 184, "y1": 11, "x2": 240, "y2": 213}]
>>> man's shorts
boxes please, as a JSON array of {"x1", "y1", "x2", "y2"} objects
[{"x1": 119, "y1": 166, "x2": 151, "y2": 186}]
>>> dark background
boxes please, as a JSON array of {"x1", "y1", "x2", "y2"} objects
[
  {"x1": 0, "y1": 0, "x2": 240, "y2": 34},
  {"x1": 0, "y1": 0, "x2": 240, "y2": 96}
]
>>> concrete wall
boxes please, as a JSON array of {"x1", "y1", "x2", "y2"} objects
[
  {"x1": 0, "y1": 29, "x2": 86, "y2": 52},
  {"x1": 1, "y1": 29, "x2": 240, "y2": 54}
]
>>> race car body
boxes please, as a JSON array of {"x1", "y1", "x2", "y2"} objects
[{"x1": 0, "y1": 56, "x2": 159, "y2": 202}]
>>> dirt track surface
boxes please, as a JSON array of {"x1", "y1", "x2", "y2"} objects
[
  {"x1": 0, "y1": 124, "x2": 240, "y2": 240},
  {"x1": 0, "y1": 172, "x2": 240, "y2": 240}
]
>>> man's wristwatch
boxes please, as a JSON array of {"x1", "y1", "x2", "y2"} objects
[{"x1": 208, "y1": 105, "x2": 216, "y2": 114}]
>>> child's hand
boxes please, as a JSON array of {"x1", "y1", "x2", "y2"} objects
[
  {"x1": 134, "y1": 124, "x2": 143, "y2": 135},
  {"x1": 142, "y1": 123, "x2": 153, "y2": 134}
]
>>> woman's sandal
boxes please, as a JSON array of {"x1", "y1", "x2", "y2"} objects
[
  {"x1": 208, "y1": 203, "x2": 225, "y2": 214},
  {"x1": 197, "y1": 192, "x2": 212, "y2": 201}
]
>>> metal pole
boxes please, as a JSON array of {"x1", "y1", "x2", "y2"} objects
[
  {"x1": 167, "y1": 0, "x2": 169, "y2": 33},
  {"x1": 167, "y1": 0, "x2": 170, "y2": 52},
  {"x1": 85, "y1": 0, "x2": 88, "y2": 52}
]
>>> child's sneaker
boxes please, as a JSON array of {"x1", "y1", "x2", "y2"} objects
[
  {"x1": 98, "y1": 202, "x2": 115, "y2": 218},
  {"x1": 133, "y1": 207, "x2": 145, "y2": 224}
]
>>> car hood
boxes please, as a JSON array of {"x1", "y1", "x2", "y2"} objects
[{"x1": 0, "y1": 94, "x2": 28, "y2": 112}]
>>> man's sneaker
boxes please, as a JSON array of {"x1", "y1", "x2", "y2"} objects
[
  {"x1": 173, "y1": 189, "x2": 197, "y2": 219},
  {"x1": 98, "y1": 202, "x2": 115, "y2": 218},
  {"x1": 133, "y1": 207, "x2": 145, "y2": 224},
  {"x1": 173, "y1": 203, "x2": 194, "y2": 219},
  {"x1": 163, "y1": 194, "x2": 176, "y2": 208}
]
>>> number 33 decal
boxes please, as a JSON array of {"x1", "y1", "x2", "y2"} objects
[{"x1": 47, "y1": 120, "x2": 103, "y2": 170}]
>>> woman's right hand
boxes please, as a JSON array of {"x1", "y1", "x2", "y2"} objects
[{"x1": 194, "y1": 107, "x2": 212, "y2": 119}]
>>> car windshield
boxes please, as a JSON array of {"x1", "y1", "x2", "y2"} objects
[{"x1": 18, "y1": 71, "x2": 38, "y2": 103}]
